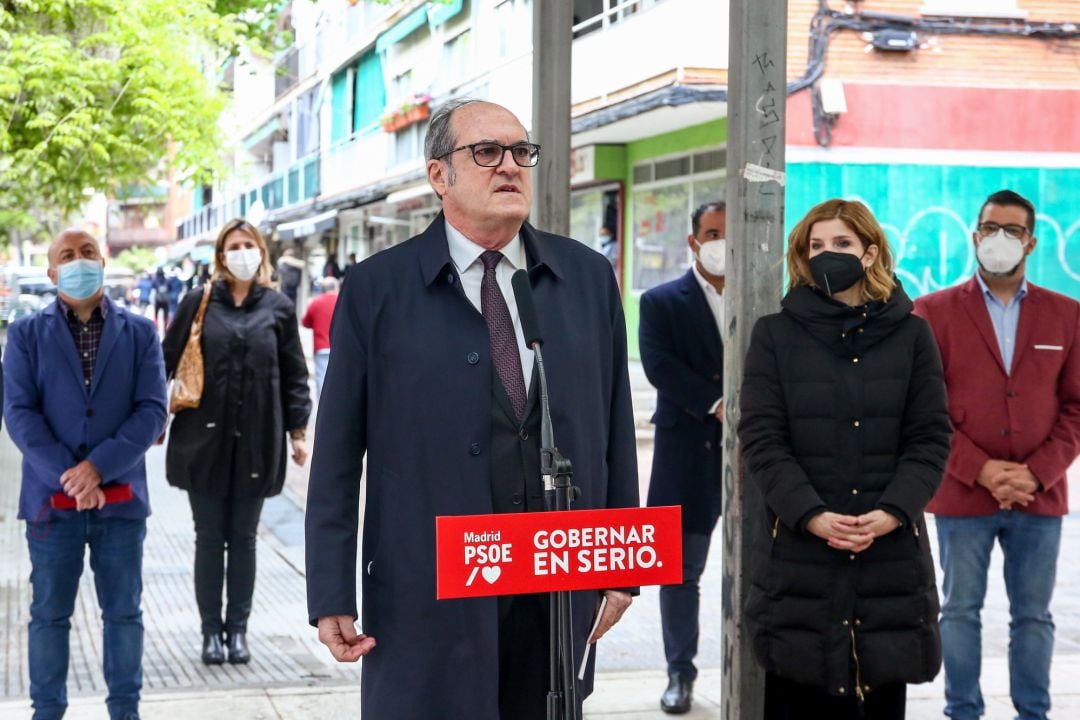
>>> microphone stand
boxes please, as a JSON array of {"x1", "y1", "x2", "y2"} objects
[{"x1": 533, "y1": 341, "x2": 580, "y2": 720}]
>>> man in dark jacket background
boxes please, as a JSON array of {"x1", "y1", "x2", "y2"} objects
[
  {"x1": 639, "y1": 200, "x2": 725, "y2": 714},
  {"x1": 305, "y1": 99, "x2": 639, "y2": 720}
]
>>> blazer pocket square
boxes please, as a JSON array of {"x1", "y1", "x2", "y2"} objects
[{"x1": 1033, "y1": 344, "x2": 1063, "y2": 351}]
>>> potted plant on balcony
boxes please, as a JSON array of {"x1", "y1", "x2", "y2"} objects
[
  {"x1": 381, "y1": 92, "x2": 433, "y2": 133},
  {"x1": 402, "y1": 92, "x2": 432, "y2": 124}
]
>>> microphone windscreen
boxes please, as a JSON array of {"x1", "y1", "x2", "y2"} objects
[{"x1": 511, "y1": 269, "x2": 544, "y2": 347}]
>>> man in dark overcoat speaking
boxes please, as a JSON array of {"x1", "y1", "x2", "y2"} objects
[{"x1": 305, "y1": 99, "x2": 639, "y2": 720}]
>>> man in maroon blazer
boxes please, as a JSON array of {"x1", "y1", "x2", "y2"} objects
[{"x1": 914, "y1": 190, "x2": 1080, "y2": 720}]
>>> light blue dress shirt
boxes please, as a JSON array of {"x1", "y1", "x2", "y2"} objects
[{"x1": 975, "y1": 272, "x2": 1028, "y2": 375}]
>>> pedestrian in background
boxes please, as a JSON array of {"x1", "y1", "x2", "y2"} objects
[
  {"x1": 276, "y1": 247, "x2": 304, "y2": 306},
  {"x1": 322, "y1": 254, "x2": 343, "y2": 280},
  {"x1": 914, "y1": 189, "x2": 1080, "y2": 720},
  {"x1": 301, "y1": 276, "x2": 339, "y2": 398},
  {"x1": 738, "y1": 199, "x2": 951, "y2": 719},
  {"x1": 639, "y1": 200, "x2": 726, "y2": 714},
  {"x1": 4, "y1": 228, "x2": 168, "y2": 720},
  {"x1": 163, "y1": 218, "x2": 311, "y2": 666},
  {"x1": 152, "y1": 267, "x2": 170, "y2": 329}
]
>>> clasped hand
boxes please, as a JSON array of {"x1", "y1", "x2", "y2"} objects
[
  {"x1": 977, "y1": 459, "x2": 1038, "y2": 510},
  {"x1": 806, "y1": 510, "x2": 900, "y2": 554},
  {"x1": 60, "y1": 460, "x2": 105, "y2": 511}
]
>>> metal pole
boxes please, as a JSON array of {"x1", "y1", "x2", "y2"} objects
[
  {"x1": 722, "y1": 1, "x2": 788, "y2": 718},
  {"x1": 531, "y1": 0, "x2": 572, "y2": 237}
]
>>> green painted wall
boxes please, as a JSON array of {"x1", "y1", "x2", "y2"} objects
[
  {"x1": 622, "y1": 118, "x2": 727, "y2": 359},
  {"x1": 593, "y1": 144, "x2": 626, "y2": 180},
  {"x1": 786, "y1": 163, "x2": 1080, "y2": 300}
]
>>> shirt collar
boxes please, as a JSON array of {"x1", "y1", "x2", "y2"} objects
[
  {"x1": 445, "y1": 218, "x2": 525, "y2": 274},
  {"x1": 692, "y1": 263, "x2": 722, "y2": 297},
  {"x1": 975, "y1": 271, "x2": 1028, "y2": 303},
  {"x1": 57, "y1": 294, "x2": 109, "y2": 320}
]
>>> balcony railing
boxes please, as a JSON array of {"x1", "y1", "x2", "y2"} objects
[{"x1": 176, "y1": 153, "x2": 321, "y2": 240}]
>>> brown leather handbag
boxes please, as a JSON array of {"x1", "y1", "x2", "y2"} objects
[{"x1": 169, "y1": 286, "x2": 213, "y2": 413}]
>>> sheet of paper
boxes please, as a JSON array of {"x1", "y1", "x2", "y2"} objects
[{"x1": 578, "y1": 595, "x2": 608, "y2": 681}]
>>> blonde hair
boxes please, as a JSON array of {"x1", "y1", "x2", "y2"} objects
[
  {"x1": 214, "y1": 218, "x2": 273, "y2": 287},
  {"x1": 786, "y1": 198, "x2": 896, "y2": 302}
]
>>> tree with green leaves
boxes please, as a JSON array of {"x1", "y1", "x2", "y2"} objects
[{"x1": 0, "y1": 0, "x2": 280, "y2": 248}]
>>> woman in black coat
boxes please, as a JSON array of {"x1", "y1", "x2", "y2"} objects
[
  {"x1": 737, "y1": 199, "x2": 951, "y2": 719},
  {"x1": 163, "y1": 218, "x2": 311, "y2": 665}
]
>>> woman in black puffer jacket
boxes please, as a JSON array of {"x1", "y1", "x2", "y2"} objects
[{"x1": 738, "y1": 199, "x2": 951, "y2": 719}]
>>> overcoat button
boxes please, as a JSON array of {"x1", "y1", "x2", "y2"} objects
[
  {"x1": 469, "y1": 443, "x2": 481, "y2": 455},
  {"x1": 447, "y1": 273, "x2": 455, "y2": 284},
  {"x1": 467, "y1": 352, "x2": 480, "y2": 365},
  {"x1": 704, "y1": 441, "x2": 712, "y2": 450},
  {"x1": 519, "y1": 428, "x2": 529, "y2": 440},
  {"x1": 511, "y1": 493, "x2": 523, "y2": 505}
]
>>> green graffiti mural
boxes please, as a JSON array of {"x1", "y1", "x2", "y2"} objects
[{"x1": 786, "y1": 163, "x2": 1080, "y2": 299}]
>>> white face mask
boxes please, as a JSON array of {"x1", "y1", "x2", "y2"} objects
[
  {"x1": 225, "y1": 248, "x2": 263, "y2": 281},
  {"x1": 695, "y1": 239, "x2": 726, "y2": 276},
  {"x1": 976, "y1": 230, "x2": 1026, "y2": 276}
]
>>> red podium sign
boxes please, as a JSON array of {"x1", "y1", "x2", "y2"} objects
[{"x1": 435, "y1": 506, "x2": 682, "y2": 600}]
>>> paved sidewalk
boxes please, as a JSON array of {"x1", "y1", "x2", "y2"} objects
[{"x1": 1, "y1": 359, "x2": 1078, "y2": 718}]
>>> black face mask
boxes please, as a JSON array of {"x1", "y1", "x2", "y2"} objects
[{"x1": 809, "y1": 251, "x2": 865, "y2": 295}]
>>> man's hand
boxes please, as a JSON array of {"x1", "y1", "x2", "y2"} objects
[
  {"x1": 317, "y1": 615, "x2": 376, "y2": 662},
  {"x1": 996, "y1": 465, "x2": 1039, "y2": 509},
  {"x1": 76, "y1": 487, "x2": 106, "y2": 512},
  {"x1": 806, "y1": 512, "x2": 875, "y2": 553},
  {"x1": 589, "y1": 590, "x2": 632, "y2": 644},
  {"x1": 61, "y1": 460, "x2": 102, "y2": 501},
  {"x1": 977, "y1": 459, "x2": 1033, "y2": 509},
  {"x1": 713, "y1": 405, "x2": 724, "y2": 423},
  {"x1": 291, "y1": 437, "x2": 308, "y2": 466}
]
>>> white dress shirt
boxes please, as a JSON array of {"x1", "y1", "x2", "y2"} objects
[
  {"x1": 446, "y1": 219, "x2": 534, "y2": 390},
  {"x1": 692, "y1": 263, "x2": 725, "y2": 414}
]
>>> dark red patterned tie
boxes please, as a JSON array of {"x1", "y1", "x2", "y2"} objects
[{"x1": 481, "y1": 250, "x2": 526, "y2": 420}]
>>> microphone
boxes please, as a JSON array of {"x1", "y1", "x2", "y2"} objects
[
  {"x1": 511, "y1": 269, "x2": 556, "y2": 505},
  {"x1": 511, "y1": 270, "x2": 543, "y2": 348}
]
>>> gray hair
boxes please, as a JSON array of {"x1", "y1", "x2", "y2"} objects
[{"x1": 424, "y1": 98, "x2": 481, "y2": 162}]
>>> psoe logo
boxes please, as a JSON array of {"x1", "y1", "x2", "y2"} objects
[{"x1": 462, "y1": 530, "x2": 512, "y2": 586}]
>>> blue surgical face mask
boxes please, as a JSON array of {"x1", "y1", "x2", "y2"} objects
[{"x1": 57, "y1": 259, "x2": 104, "y2": 300}]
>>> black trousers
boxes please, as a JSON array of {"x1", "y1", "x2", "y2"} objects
[
  {"x1": 499, "y1": 593, "x2": 565, "y2": 720},
  {"x1": 764, "y1": 673, "x2": 906, "y2": 720},
  {"x1": 188, "y1": 491, "x2": 265, "y2": 636}
]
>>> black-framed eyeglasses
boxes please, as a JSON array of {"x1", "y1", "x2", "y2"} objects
[
  {"x1": 977, "y1": 222, "x2": 1030, "y2": 240},
  {"x1": 436, "y1": 142, "x2": 541, "y2": 168}
]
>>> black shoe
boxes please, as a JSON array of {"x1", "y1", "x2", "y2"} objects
[
  {"x1": 226, "y1": 632, "x2": 251, "y2": 664},
  {"x1": 660, "y1": 672, "x2": 693, "y2": 714},
  {"x1": 201, "y1": 633, "x2": 225, "y2": 665}
]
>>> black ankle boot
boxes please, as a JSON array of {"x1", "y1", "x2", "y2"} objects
[
  {"x1": 201, "y1": 633, "x2": 225, "y2": 665},
  {"x1": 226, "y1": 632, "x2": 250, "y2": 664}
]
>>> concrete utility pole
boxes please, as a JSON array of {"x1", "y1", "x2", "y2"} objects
[
  {"x1": 722, "y1": 0, "x2": 787, "y2": 718},
  {"x1": 531, "y1": 0, "x2": 573, "y2": 237}
]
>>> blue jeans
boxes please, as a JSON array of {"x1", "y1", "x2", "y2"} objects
[
  {"x1": 314, "y1": 349, "x2": 330, "y2": 398},
  {"x1": 26, "y1": 515, "x2": 146, "y2": 720},
  {"x1": 659, "y1": 531, "x2": 712, "y2": 680},
  {"x1": 936, "y1": 512, "x2": 1062, "y2": 720}
]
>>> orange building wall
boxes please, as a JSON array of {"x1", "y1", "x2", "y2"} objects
[{"x1": 787, "y1": 1, "x2": 1080, "y2": 89}]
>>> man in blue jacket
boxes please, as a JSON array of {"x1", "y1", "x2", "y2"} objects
[
  {"x1": 640, "y1": 201, "x2": 726, "y2": 714},
  {"x1": 3, "y1": 228, "x2": 168, "y2": 720}
]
